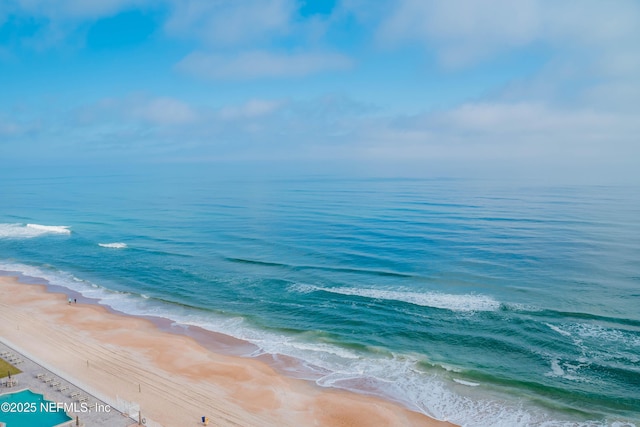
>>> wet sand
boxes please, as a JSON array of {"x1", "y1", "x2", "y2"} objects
[{"x1": 0, "y1": 275, "x2": 457, "y2": 427}]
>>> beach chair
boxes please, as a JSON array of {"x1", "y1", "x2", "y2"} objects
[
  {"x1": 58, "y1": 385, "x2": 69, "y2": 392},
  {"x1": 14, "y1": 358, "x2": 23, "y2": 364},
  {"x1": 44, "y1": 377, "x2": 54, "y2": 383},
  {"x1": 77, "y1": 395, "x2": 88, "y2": 403},
  {"x1": 50, "y1": 381, "x2": 61, "y2": 388},
  {"x1": 0, "y1": 351, "x2": 9, "y2": 357},
  {"x1": 36, "y1": 373, "x2": 45, "y2": 379},
  {"x1": 70, "y1": 391, "x2": 80, "y2": 398}
]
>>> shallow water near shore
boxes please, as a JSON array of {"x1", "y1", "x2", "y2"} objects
[{"x1": 1, "y1": 169, "x2": 639, "y2": 426}]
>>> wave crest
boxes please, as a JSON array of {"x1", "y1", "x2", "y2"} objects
[
  {"x1": 98, "y1": 242, "x2": 127, "y2": 249},
  {"x1": 291, "y1": 284, "x2": 500, "y2": 312},
  {"x1": 0, "y1": 223, "x2": 71, "y2": 239},
  {"x1": 1, "y1": 262, "x2": 635, "y2": 427}
]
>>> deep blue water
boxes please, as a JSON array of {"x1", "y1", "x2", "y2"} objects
[{"x1": 1, "y1": 169, "x2": 639, "y2": 426}]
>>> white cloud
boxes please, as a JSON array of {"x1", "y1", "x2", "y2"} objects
[
  {"x1": 3, "y1": 0, "x2": 312, "y2": 53},
  {"x1": 219, "y1": 99, "x2": 283, "y2": 120},
  {"x1": 177, "y1": 50, "x2": 353, "y2": 79},
  {"x1": 0, "y1": 118, "x2": 22, "y2": 136},
  {"x1": 132, "y1": 97, "x2": 197, "y2": 125},
  {"x1": 69, "y1": 95, "x2": 198, "y2": 127},
  {"x1": 372, "y1": 0, "x2": 640, "y2": 117},
  {"x1": 0, "y1": 0, "x2": 154, "y2": 51},
  {"x1": 164, "y1": 0, "x2": 295, "y2": 46},
  {"x1": 4, "y1": 91, "x2": 639, "y2": 182},
  {"x1": 356, "y1": 102, "x2": 639, "y2": 167},
  {"x1": 434, "y1": 102, "x2": 616, "y2": 135},
  {"x1": 378, "y1": 0, "x2": 640, "y2": 69},
  {"x1": 379, "y1": 0, "x2": 538, "y2": 67},
  {"x1": 14, "y1": 0, "x2": 149, "y2": 20}
]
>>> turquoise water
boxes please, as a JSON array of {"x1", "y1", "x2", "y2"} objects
[
  {"x1": 1, "y1": 168, "x2": 639, "y2": 426},
  {"x1": 0, "y1": 389, "x2": 72, "y2": 427}
]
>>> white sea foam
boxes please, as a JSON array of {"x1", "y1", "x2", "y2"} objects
[
  {"x1": 98, "y1": 242, "x2": 128, "y2": 249},
  {"x1": 548, "y1": 322, "x2": 640, "y2": 351},
  {"x1": 439, "y1": 364, "x2": 463, "y2": 373},
  {"x1": 571, "y1": 324, "x2": 640, "y2": 347},
  {"x1": 544, "y1": 356, "x2": 587, "y2": 383},
  {"x1": 291, "y1": 284, "x2": 500, "y2": 312},
  {"x1": 507, "y1": 302, "x2": 542, "y2": 312},
  {"x1": 546, "y1": 323, "x2": 573, "y2": 337},
  {"x1": 453, "y1": 379, "x2": 480, "y2": 387},
  {"x1": 546, "y1": 359, "x2": 566, "y2": 378},
  {"x1": 0, "y1": 223, "x2": 71, "y2": 239},
  {"x1": 541, "y1": 320, "x2": 640, "y2": 386},
  {"x1": 26, "y1": 224, "x2": 71, "y2": 234},
  {"x1": 1, "y1": 262, "x2": 635, "y2": 427}
]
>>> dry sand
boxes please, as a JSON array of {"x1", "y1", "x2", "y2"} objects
[{"x1": 0, "y1": 276, "x2": 457, "y2": 427}]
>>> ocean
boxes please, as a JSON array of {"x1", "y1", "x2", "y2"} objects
[{"x1": 1, "y1": 167, "x2": 639, "y2": 426}]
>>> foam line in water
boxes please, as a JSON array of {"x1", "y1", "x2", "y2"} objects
[
  {"x1": 291, "y1": 284, "x2": 500, "y2": 312},
  {"x1": 1, "y1": 262, "x2": 636, "y2": 427},
  {"x1": 546, "y1": 323, "x2": 573, "y2": 337},
  {"x1": 98, "y1": 243, "x2": 128, "y2": 249},
  {"x1": 0, "y1": 223, "x2": 71, "y2": 238},
  {"x1": 547, "y1": 322, "x2": 640, "y2": 355},
  {"x1": 26, "y1": 224, "x2": 72, "y2": 234},
  {"x1": 570, "y1": 323, "x2": 640, "y2": 347},
  {"x1": 453, "y1": 378, "x2": 480, "y2": 387}
]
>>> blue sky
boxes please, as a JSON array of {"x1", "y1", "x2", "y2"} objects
[{"x1": 1, "y1": 0, "x2": 639, "y2": 181}]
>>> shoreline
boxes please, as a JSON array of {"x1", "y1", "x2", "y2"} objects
[{"x1": 0, "y1": 274, "x2": 457, "y2": 427}]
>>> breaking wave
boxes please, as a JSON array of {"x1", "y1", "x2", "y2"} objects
[
  {"x1": 98, "y1": 243, "x2": 127, "y2": 249},
  {"x1": 0, "y1": 223, "x2": 71, "y2": 239},
  {"x1": 291, "y1": 284, "x2": 501, "y2": 312}
]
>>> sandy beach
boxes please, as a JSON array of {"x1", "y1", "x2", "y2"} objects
[{"x1": 0, "y1": 275, "x2": 456, "y2": 427}]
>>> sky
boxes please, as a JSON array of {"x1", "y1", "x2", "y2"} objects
[{"x1": 1, "y1": 0, "x2": 639, "y2": 181}]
